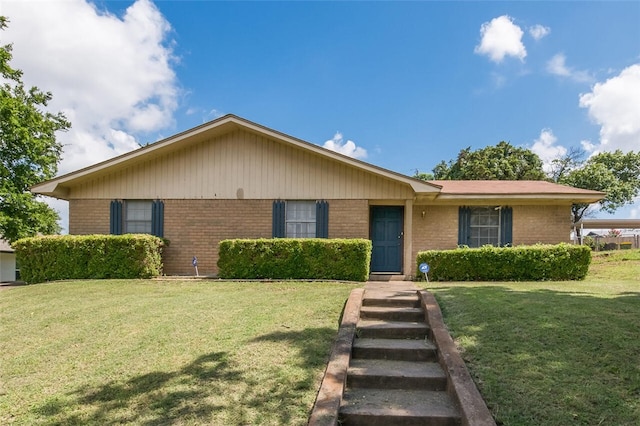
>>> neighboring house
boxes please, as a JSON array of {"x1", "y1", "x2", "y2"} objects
[
  {"x1": 32, "y1": 115, "x2": 605, "y2": 278},
  {"x1": 0, "y1": 239, "x2": 16, "y2": 282}
]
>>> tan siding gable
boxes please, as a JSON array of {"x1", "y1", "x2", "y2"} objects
[{"x1": 70, "y1": 129, "x2": 413, "y2": 200}]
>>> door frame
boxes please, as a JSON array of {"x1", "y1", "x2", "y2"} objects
[{"x1": 369, "y1": 205, "x2": 404, "y2": 273}]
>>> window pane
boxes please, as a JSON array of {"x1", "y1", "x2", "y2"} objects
[
  {"x1": 125, "y1": 200, "x2": 152, "y2": 234},
  {"x1": 469, "y1": 207, "x2": 500, "y2": 247},
  {"x1": 286, "y1": 201, "x2": 316, "y2": 238}
]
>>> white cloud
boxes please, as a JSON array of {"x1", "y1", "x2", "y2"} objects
[
  {"x1": 547, "y1": 54, "x2": 571, "y2": 77},
  {"x1": 323, "y1": 132, "x2": 367, "y2": 159},
  {"x1": 529, "y1": 24, "x2": 550, "y2": 41},
  {"x1": 530, "y1": 129, "x2": 567, "y2": 173},
  {"x1": 2, "y1": 0, "x2": 178, "y2": 173},
  {"x1": 1, "y1": 0, "x2": 180, "y2": 232},
  {"x1": 580, "y1": 139, "x2": 597, "y2": 153},
  {"x1": 579, "y1": 64, "x2": 640, "y2": 153},
  {"x1": 546, "y1": 53, "x2": 593, "y2": 83},
  {"x1": 475, "y1": 15, "x2": 527, "y2": 63}
]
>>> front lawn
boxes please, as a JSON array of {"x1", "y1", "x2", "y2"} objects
[
  {"x1": 0, "y1": 280, "x2": 358, "y2": 425},
  {"x1": 2, "y1": 249, "x2": 638, "y2": 425},
  {"x1": 425, "y1": 249, "x2": 640, "y2": 425}
]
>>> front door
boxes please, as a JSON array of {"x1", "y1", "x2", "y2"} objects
[{"x1": 370, "y1": 206, "x2": 403, "y2": 273}]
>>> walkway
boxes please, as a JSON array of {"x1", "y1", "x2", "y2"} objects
[{"x1": 308, "y1": 281, "x2": 495, "y2": 425}]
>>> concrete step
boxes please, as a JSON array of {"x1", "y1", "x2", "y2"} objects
[
  {"x1": 340, "y1": 388, "x2": 461, "y2": 426},
  {"x1": 357, "y1": 319, "x2": 428, "y2": 339},
  {"x1": 352, "y1": 338, "x2": 437, "y2": 361},
  {"x1": 362, "y1": 294, "x2": 421, "y2": 308},
  {"x1": 347, "y1": 359, "x2": 447, "y2": 390},
  {"x1": 360, "y1": 306, "x2": 425, "y2": 322},
  {"x1": 368, "y1": 274, "x2": 408, "y2": 282}
]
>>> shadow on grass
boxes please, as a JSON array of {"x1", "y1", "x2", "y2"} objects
[
  {"x1": 251, "y1": 327, "x2": 338, "y2": 369},
  {"x1": 31, "y1": 327, "x2": 338, "y2": 425},
  {"x1": 33, "y1": 352, "x2": 242, "y2": 425},
  {"x1": 238, "y1": 327, "x2": 338, "y2": 425},
  {"x1": 430, "y1": 286, "x2": 640, "y2": 426}
]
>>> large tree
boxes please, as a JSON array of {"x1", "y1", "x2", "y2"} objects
[
  {"x1": 0, "y1": 17, "x2": 70, "y2": 243},
  {"x1": 557, "y1": 150, "x2": 640, "y2": 224},
  {"x1": 432, "y1": 141, "x2": 546, "y2": 180}
]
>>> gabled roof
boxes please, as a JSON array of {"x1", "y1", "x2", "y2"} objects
[
  {"x1": 428, "y1": 180, "x2": 605, "y2": 203},
  {"x1": 31, "y1": 114, "x2": 441, "y2": 199},
  {"x1": 31, "y1": 114, "x2": 606, "y2": 205}
]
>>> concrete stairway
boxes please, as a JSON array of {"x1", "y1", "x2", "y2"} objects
[
  {"x1": 308, "y1": 282, "x2": 495, "y2": 426},
  {"x1": 338, "y1": 283, "x2": 462, "y2": 425}
]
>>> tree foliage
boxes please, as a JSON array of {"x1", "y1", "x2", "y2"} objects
[
  {"x1": 412, "y1": 170, "x2": 434, "y2": 181},
  {"x1": 0, "y1": 17, "x2": 70, "y2": 243},
  {"x1": 558, "y1": 150, "x2": 640, "y2": 224},
  {"x1": 432, "y1": 141, "x2": 546, "y2": 180}
]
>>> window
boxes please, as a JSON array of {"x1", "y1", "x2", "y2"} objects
[
  {"x1": 459, "y1": 206, "x2": 512, "y2": 247},
  {"x1": 286, "y1": 201, "x2": 316, "y2": 238},
  {"x1": 125, "y1": 200, "x2": 153, "y2": 234},
  {"x1": 469, "y1": 207, "x2": 499, "y2": 247},
  {"x1": 272, "y1": 200, "x2": 329, "y2": 238},
  {"x1": 110, "y1": 199, "x2": 164, "y2": 237}
]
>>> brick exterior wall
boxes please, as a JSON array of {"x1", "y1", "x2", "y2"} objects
[
  {"x1": 512, "y1": 205, "x2": 572, "y2": 245},
  {"x1": 328, "y1": 200, "x2": 369, "y2": 238},
  {"x1": 69, "y1": 199, "x2": 573, "y2": 278},
  {"x1": 69, "y1": 199, "x2": 110, "y2": 235},
  {"x1": 162, "y1": 199, "x2": 273, "y2": 276},
  {"x1": 410, "y1": 205, "x2": 459, "y2": 276},
  {"x1": 68, "y1": 198, "x2": 369, "y2": 276},
  {"x1": 408, "y1": 204, "x2": 572, "y2": 278}
]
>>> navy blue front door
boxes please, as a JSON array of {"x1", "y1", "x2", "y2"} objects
[{"x1": 370, "y1": 206, "x2": 403, "y2": 273}]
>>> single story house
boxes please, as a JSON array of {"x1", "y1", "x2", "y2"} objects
[
  {"x1": 0, "y1": 239, "x2": 16, "y2": 282},
  {"x1": 32, "y1": 114, "x2": 605, "y2": 278}
]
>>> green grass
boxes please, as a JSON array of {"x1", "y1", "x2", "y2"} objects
[
  {"x1": 2, "y1": 250, "x2": 639, "y2": 425},
  {"x1": 425, "y1": 249, "x2": 640, "y2": 425},
  {"x1": 0, "y1": 280, "x2": 358, "y2": 425}
]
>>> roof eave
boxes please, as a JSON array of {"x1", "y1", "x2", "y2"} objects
[
  {"x1": 433, "y1": 194, "x2": 605, "y2": 203},
  {"x1": 31, "y1": 182, "x2": 70, "y2": 200}
]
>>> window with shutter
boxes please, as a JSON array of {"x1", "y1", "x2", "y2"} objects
[
  {"x1": 272, "y1": 200, "x2": 329, "y2": 238},
  {"x1": 110, "y1": 200, "x2": 164, "y2": 237},
  {"x1": 459, "y1": 206, "x2": 512, "y2": 247}
]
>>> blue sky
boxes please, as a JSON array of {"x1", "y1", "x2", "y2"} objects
[{"x1": 1, "y1": 0, "x2": 639, "y2": 230}]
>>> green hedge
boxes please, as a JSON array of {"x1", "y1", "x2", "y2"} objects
[
  {"x1": 14, "y1": 234, "x2": 165, "y2": 283},
  {"x1": 416, "y1": 243, "x2": 591, "y2": 281},
  {"x1": 218, "y1": 238, "x2": 372, "y2": 281}
]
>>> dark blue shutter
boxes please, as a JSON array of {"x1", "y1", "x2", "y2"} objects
[
  {"x1": 500, "y1": 206, "x2": 513, "y2": 247},
  {"x1": 315, "y1": 200, "x2": 329, "y2": 238},
  {"x1": 152, "y1": 200, "x2": 164, "y2": 237},
  {"x1": 110, "y1": 200, "x2": 122, "y2": 235},
  {"x1": 458, "y1": 206, "x2": 471, "y2": 246},
  {"x1": 272, "y1": 200, "x2": 285, "y2": 238}
]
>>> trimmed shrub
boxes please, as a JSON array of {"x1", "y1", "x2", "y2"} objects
[
  {"x1": 218, "y1": 238, "x2": 372, "y2": 281},
  {"x1": 416, "y1": 243, "x2": 591, "y2": 281},
  {"x1": 14, "y1": 234, "x2": 165, "y2": 283}
]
